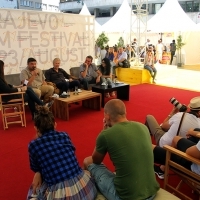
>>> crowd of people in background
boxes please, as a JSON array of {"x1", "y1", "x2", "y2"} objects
[
  {"x1": 96, "y1": 38, "x2": 176, "y2": 65},
  {"x1": 95, "y1": 38, "x2": 176, "y2": 84}
]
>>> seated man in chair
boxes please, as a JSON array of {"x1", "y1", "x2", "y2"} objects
[
  {"x1": 145, "y1": 97, "x2": 200, "y2": 148},
  {"x1": 113, "y1": 47, "x2": 128, "y2": 76},
  {"x1": 20, "y1": 58, "x2": 54, "y2": 103},
  {"x1": 79, "y1": 55, "x2": 102, "y2": 90},
  {"x1": 153, "y1": 135, "x2": 200, "y2": 179},
  {"x1": 83, "y1": 99, "x2": 159, "y2": 200},
  {"x1": 45, "y1": 58, "x2": 80, "y2": 94}
]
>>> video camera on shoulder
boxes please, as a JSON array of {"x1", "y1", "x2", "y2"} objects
[{"x1": 169, "y1": 97, "x2": 187, "y2": 112}]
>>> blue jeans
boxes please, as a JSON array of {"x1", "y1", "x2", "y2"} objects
[
  {"x1": 88, "y1": 163, "x2": 156, "y2": 200},
  {"x1": 24, "y1": 87, "x2": 44, "y2": 117},
  {"x1": 88, "y1": 164, "x2": 121, "y2": 200},
  {"x1": 144, "y1": 65, "x2": 157, "y2": 80},
  {"x1": 80, "y1": 77, "x2": 96, "y2": 90}
]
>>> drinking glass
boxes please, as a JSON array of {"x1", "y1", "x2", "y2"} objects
[{"x1": 75, "y1": 86, "x2": 78, "y2": 95}]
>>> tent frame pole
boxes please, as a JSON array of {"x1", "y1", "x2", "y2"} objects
[{"x1": 130, "y1": 0, "x2": 148, "y2": 66}]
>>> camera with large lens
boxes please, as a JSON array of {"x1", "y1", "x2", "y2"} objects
[{"x1": 169, "y1": 97, "x2": 187, "y2": 112}]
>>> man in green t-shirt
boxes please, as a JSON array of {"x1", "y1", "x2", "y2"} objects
[{"x1": 83, "y1": 99, "x2": 159, "y2": 200}]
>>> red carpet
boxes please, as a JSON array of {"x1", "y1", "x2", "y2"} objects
[{"x1": 0, "y1": 84, "x2": 199, "y2": 200}]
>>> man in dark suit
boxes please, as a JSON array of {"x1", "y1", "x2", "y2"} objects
[{"x1": 170, "y1": 40, "x2": 176, "y2": 65}]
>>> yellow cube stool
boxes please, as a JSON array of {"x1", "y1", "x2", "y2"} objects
[{"x1": 116, "y1": 67, "x2": 152, "y2": 84}]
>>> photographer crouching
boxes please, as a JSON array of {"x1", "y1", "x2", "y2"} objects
[{"x1": 145, "y1": 97, "x2": 200, "y2": 148}]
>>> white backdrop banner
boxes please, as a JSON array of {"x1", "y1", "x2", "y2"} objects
[{"x1": 0, "y1": 9, "x2": 95, "y2": 74}]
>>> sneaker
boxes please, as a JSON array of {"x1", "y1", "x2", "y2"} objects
[
  {"x1": 45, "y1": 100, "x2": 54, "y2": 108},
  {"x1": 154, "y1": 165, "x2": 164, "y2": 179}
]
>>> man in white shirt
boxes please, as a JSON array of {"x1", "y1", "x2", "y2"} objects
[
  {"x1": 146, "y1": 39, "x2": 152, "y2": 51},
  {"x1": 113, "y1": 47, "x2": 128, "y2": 76},
  {"x1": 100, "y1": 46, "x2": 107, "y2": 61},
  {"x1": 156, "y1": 40, "x2": 164, "y2": 63},
  {"x1": 145, "y1": 97, "x2": 200, "y2": 147}
]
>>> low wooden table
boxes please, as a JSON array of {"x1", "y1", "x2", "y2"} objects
[
  {"x1": 51, "y1": 90, "x2": 101, "y2": 120},
  {"x1": 92, "y1": 83, "x2": 130, "y2": 107}
]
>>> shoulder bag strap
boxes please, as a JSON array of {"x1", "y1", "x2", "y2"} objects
[{"x1": 176, "y1": 112, "x2": 186, "y2": 136}]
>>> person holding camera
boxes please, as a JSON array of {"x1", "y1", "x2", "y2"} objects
[
  {"x1": 79, "y1": 55, "x2": 102, "y2": 90},
  {"x1": 145, "y1": 97, "x2": 200, "y2": 148}
]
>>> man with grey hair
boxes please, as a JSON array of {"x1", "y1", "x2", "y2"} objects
[
  {"x1": 45, "y1": 58, "x2": 80, "y2": 94},
  {"x1": 83, "y1": 99, "x2": 159, "y2": 200}
]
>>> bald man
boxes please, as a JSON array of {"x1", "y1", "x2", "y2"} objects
[
  {"x1": 45, "y1": 58, "x2": 80, "y2": 94},
  {"x1": 83, "y1": 99, "x2": 159, "y2": 200}
]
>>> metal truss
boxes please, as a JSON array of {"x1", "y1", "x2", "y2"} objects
[{"x1": 130, "y1": 0, "x2": 148, "y2": 66}]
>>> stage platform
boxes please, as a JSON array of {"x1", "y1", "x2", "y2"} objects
[{"x1": 130, "y1": 63, "x2": 200, "y2": 92}]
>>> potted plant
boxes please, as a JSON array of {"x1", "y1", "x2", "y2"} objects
[
  {"x1": 95, "y1": 32, "x2": 109, "y2": 49},
  {"x1": 117, "y1": 37, "x2": 124, "y2": 47},
  {"x1": 176, "y1": 35, "x2": 186, "y2": 67}
]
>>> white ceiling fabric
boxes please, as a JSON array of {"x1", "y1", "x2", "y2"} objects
[{"x1": 147, "y1": 0, "x2": 197, "y2": 32}]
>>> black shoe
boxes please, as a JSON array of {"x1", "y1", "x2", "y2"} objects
[{"x1": 154, "y1": 165, "x2": 164, "y2": 179}]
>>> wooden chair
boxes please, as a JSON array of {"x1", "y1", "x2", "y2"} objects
[
  {"x1": 0, "y1": 92, "x2": 26, "y2": 130},
  {"x1": 163, "y1": 145, "x2": 200, "y2": 200}
]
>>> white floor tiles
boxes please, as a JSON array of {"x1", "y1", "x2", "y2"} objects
[{"x1": 155, "y1": 64, "x2": 200, "y2": 92}]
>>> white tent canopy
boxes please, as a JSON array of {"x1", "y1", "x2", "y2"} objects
[
  {"x1": 147, "y1": 0, "x2": 196, "y2": 32},
  {"x1": 101, "y1": 0, "x2": 145, "y2": 33},
  {"x1": 79, "y1": 3, "x2": 91, "y2": 15},
  {"x1": 79, "y1": 3, "x2": 102, "y2": 33}
]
